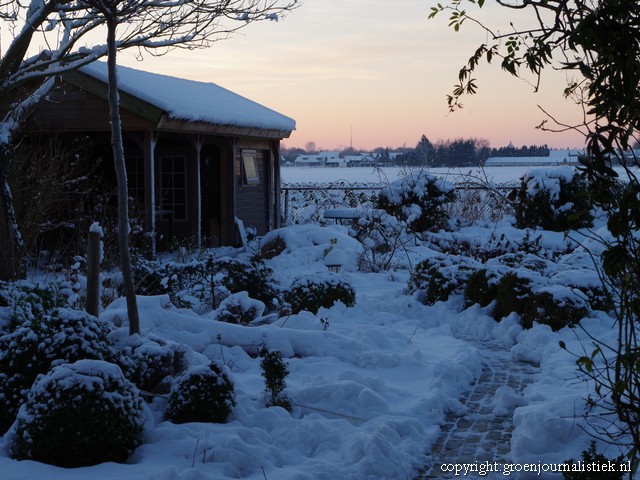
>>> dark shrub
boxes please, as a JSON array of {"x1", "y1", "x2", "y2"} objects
[
  {"x1": 376, "y1": 169, "x2": 455, "y2": 233},
  {"x1": 514, "y1": 167, "x2": 593, "y2": 231},
  {"x1": 261, "y1": 350, "x2": 292, "y2": 411},
  {"x1": 212, "y1": 257, "x2": 279, "y2": 309},
  {"x1": 0, "y1": 309, "x2": 118, "y2": 433},
  {"x1": 522, "y1": 291, "x2": 588, "y2": 331},
  {"x1": 119, "y1": 334, "x2": 188, "y2": 394},
  {"x1": 563, "y1": 441, "x2": 624, "y2": 480},
  {"x1": 493, "y1": 273, "x2": 533, "y2": 320},
  {"x1": 260, "y1": 235, "x2": 287, "y2": 259},
  {"x1": 10, "y1": 359, "x2": 145, "y2": 467},
  {"x1": 464, "y1": 269, "x2": 501, "y2": 309},
  {"x1": 133, "y1": 255, "x2": 280, "y2": 312},
  {"x1": 408, "y1": 256, "x2": 477, "y2": 306},
  {"x1": 214, "y1": 291, "x2": 266, "y2": 324},
  {"x1": 285, "y1": 273, "x2": 356, "y2": 314},
  {"x1": 0, "y1": 282, "x2": 68, "y2": 333},
  {"x1": 165, "y1": 361, "x2": 236, "y2": 424}
]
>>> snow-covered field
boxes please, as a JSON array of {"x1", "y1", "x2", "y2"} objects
[{"x1": 0, "y1": 166, "x2": 630, "y2": 479}]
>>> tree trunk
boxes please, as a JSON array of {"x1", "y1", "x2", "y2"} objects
[
  {"x1": 0, "y1": 140, "x2": 24, "y2": 280},
  {"x1": 106, "y1": 19, "x2": 140, "y2": 335}
]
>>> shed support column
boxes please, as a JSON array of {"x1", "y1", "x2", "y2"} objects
[
  {"x1": 273, "y1": 141, "x2": 282, "y2": 229},
  {"x1": 193, "y1": 135, "x2": 204, "y2": 249},
  {"x1": 143, "y1": 131, "x2": 158, "y2": 258}
]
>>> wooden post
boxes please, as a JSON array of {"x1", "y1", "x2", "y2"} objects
[{"x1": 86, "y1": 230, "x2": 101, "y2": 318}]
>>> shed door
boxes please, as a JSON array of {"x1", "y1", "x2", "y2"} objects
[{"x1": 201, "y1": 146, "x2": 221, "y2": 246}]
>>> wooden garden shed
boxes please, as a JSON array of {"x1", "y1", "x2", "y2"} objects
[{"x1": 25, "y1": 61, "x2": 295, "y2": 253}]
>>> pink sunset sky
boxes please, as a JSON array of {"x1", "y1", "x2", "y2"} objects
[{"x1": 119, "y1": 0, "x2": 586, "y2": 151}]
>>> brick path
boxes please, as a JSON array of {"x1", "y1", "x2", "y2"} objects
[{"x1": 416, "y1": 340, "x2": 538, "y2": 479}]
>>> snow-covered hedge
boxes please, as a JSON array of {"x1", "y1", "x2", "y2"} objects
[
  {"x1": 165, "y1": 361, "x2": 236, "y2": 424},
  {"x1": 514, "y1": 167, "x2": 593, "y2": 231},
  {"x1": 10, "y1": 359, "x2": 145, "y2": 467},
  {"x1": 376, "y1": 169, "x2": 455, "y2": 233},
  {"x1": 285, "y1": 273, "x2": 356, "y2": 314}
]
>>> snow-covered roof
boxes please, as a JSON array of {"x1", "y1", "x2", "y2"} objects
[
  {"x1": 80, "y1": 62, "x2": 295, "y2": 134},
  {"x1": 484, "y1": 149, "x2": 582, "y2": 166}
]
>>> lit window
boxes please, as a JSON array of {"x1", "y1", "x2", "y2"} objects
[{"x1": 242, "y1": 151, "x2": 260, "y2": 185}]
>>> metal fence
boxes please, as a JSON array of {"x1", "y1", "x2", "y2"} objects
[{"x1": 281, "y1": 182, "x2": 516, "y2": 225}]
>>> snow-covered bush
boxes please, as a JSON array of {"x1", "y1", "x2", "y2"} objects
[
  {"x1": 212, "y1": 257, "x2": 279, "y2": 309},
  {"x1": 521, "y1": 291, "x2": 589, "y2": 331},
  {"x1": 214, "y1": 291, "x2": 266, "y2": 324},
  {"x1": 134, "y1": 255, "x2": 279, "y2": 312},
  {"x1": 0, "y1": 308, "x2": 119, "y2": 433},
  {"x1": 376, "y1": 169, "x2": 455, "y2": 233},
  {"x1": 165, "y1": 361, "x2": 236, "y2": 424},
  {"x1": 10, "y1": 359, "x2": 145, "y2": 467},
  {"x1": 353, "y1": 208, "x2": 409, "y2": 272},
  {"x1": 463, "y1": 268, "x2": 502, "y2": 309},
  {"x1": 284, "y1": 273, "x2": 356, "y2": 314},
  {"x1": 408, "y1": 255, "x2": 478, "y2": 306},
  {"x1": 0, "y1": 282, "x2": 68, "y2": 333},
  {"x1": 493, "y1": 272, "x2": 533, "y2": 321},
  {"x1": 117, "y1": 334, "x2": 188, "y2": 394},
  {"x1": 514, "y1": 167, "x2": 593, "y2": 231}
]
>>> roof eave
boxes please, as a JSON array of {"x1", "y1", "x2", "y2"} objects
[{"x1": 157, "y1": 115, "x2": 294, "y2": 139}]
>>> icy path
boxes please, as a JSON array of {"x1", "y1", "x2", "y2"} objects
[{"x1": 416, "y1": 339, "x2": 539, "y2": 479}]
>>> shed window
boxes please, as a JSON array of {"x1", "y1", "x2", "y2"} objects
[
  {"x1": 160, "y1": 155, "x2": 187, "y2": 221},
  {"x1": 242, "y1": 151, "x2": 260, "y2": 185},
  {"x1": 126, "y1": 155, "x2": 144, "y2": 205}
]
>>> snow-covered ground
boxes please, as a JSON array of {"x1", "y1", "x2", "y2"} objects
[
  {"x1": 282, "y1": 165, "x2": 634, "y2": 187},
  {"x1": 0, "y1": 168, "x2": 630, "y2": 479}
]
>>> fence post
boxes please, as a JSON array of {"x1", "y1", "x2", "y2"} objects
[
  {"x1": 86, "y1": 229, "x2": 101, "y2": 318},
  {"x1": 284, "y1": 188, "x2": 290, "y2": 224}
]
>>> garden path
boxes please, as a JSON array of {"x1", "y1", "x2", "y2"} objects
[{"x1": 416, "y1": 338, "x2": 539, "y2": 479}]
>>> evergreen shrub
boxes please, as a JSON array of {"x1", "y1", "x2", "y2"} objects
[
  {"x1": 376, "y1": 169, "x2": 455, "y2": 233},
  {"x1": 284, "y1": 273, "x2": 356, "y2": 314},
  {"x1": 521, "y1": 291, "x2": 588, "y2": 331},
  {"x1": 464, "y1": 268, "x2": 501, "y2": 309},
  {"x1": 0, "y1": 308, "x2": 118, "y2": 433},
  {"x1": 214, "y1": 291, "x2": 266, "y2": 324},
  {"x1": 165, "y1": 361, "x2": 236, "y2": 424},
  {"x1": 261, "y1": 350, "x2": 292, "y2": 411},
  {"x1": 493, "y1": 273, "x2": 533, "y2": 321},
  {"x1": 563, "y1": 442, "x2": 624, "y2": 480},
  {"x1": 10, "y1": 359, "x2": 145, "y2": 467},
  {"x1": 408, "y1": 255, "x2": 477, "y2": 306},
  {"x1": 119, "y1": 334, "x2": 188, "y2": 394},
  {"x1": 514, "y1": 167, "x2": 593, "y2": 231},
  {"x1": 133, "y1": 255, "x2": 279, "y2": 312}
]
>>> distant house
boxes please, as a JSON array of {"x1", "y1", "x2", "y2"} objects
[
  {"x1": 23, "y1": 61, "x2": 295, "y2": 251},
  {"x1": 484, "y1": 149, "x2": 582, "y2": 167},
  {"x1": 294, "y1": 155, "x2": 324, "y2": 167},
  {"x1": 344, "y1": 154, "x2": 376, "y2": 167}
]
